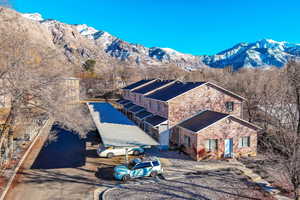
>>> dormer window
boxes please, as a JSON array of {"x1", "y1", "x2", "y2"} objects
[{"x1": 225, "y1": 102, "x2": 234, "y2": 112}]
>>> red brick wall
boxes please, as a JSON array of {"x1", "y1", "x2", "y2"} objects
[
  {"x1": 144, "y1": 98, "x2": 168, "y2": 118},
  {"x1": 173, "y1": 117, "x2": 257, "y2": 160},
  {"x1": 168, "y1": 85, "x2": 243, "y2": 127}
]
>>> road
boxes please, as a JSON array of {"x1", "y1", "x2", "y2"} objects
[{"x1": 4, "y1": 126, "x2": 123, "y2": 200}]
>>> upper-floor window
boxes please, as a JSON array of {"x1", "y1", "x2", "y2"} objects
[
  {"x1": 205, "y1": 139, "x2": 218, "y2": 151},
  {"x1": 225, "y1": 102, "x2": 234, "y2": 112},
  {"x1": 149, "y1": 100, "x2": 152, "y2": 109},
  {"x1": 157, "y1": 103, "x2": 161, "y2": 111},
  {"x1": 0, "y1": 95, "x2": 5, "y2": 108},
  {"x1": 239, "y1": 136, "x2": 250, "y2": 147},
  {"x1": 139, "y1": 95, "x2": 142, "y2": 103},
  {"x1": 184, "y1": 135, "x2": 191, "y2": 147}
]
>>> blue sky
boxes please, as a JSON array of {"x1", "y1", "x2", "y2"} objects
[{"x1": 11, "y1": 0, "x2": 300, "y2": 55}]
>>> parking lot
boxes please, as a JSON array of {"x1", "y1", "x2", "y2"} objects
[
  {"x1": 4, "y1": 126, "x2": 128, "y2": 200},
  {"x1": 4, "y1": 125, "x2": 273, "y2": 200}
]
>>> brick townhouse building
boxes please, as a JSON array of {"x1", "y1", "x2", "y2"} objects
[
  {"x1": 118, "y1": 79, "x2": 260, "y2": 159},
  {"x1": 171, "y1": 110, "x2": 260, "y2": 160}
]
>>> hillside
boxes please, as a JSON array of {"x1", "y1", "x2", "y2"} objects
[{"x1": 1, "y1": 8, "x2": 300, "y2": 72}]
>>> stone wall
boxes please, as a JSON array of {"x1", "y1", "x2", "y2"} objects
[
  {"x1": 168, "y1": 85, "x2": 243, "y2": 127},
  {"x1": 173, "y1": 117, "x2": 257, "y2": 160}
]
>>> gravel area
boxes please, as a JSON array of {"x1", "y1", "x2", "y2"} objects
[
  {"x1": 239, "y1": 156, "x2": 294, "y2": 198},
  {"x1": 145, "y1": 148, "x2": 227, "y2": 170},
  {"x1": 105, "y1": 169, "x2": 274, "y2": 200}
]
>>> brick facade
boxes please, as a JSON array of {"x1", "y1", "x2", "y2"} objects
[
  {"x1": 168, "y1": 85, "x2": 243, "y2": 127},
  {"x1": 144, "y1": 98, "x2": 169, "y2": 119},
  {"x1": 172, "y1": 117, "x2": 257, "y2": 161}
]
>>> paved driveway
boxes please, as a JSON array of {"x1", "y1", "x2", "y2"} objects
[{"x1": 5, "y1": 126, "x2": 120, "y2": 200}]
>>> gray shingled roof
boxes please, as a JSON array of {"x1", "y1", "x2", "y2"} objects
[
  {"x1": 128, "y1": 105, "x2": 145, "y2": 113},
  {"x1": 135, "y1": 110, "x2": 153, "y2": 120},
  {"x1": 122, "y1": 79, "x2": 155, "y2": 90},
  {"x1": 177, "y1": 110, "x2": 229, "y2": 132},
  {"x1": 124, "y1": 102, "x2": 135, "y2": 109},
  {"x1": 119, "y1": 100, "x2": 131, "y2": 105},
  {"x1": 144, "y1": 115, "x2": 167, "y2": 126},
  {"x1": 116, "y1": 99, "x2": 124, "y2": 103},
  {"x1": 132, "y1": 80, "x2": 174, "y2": 94},
  {"x1": 146, "y1": 81, "x2": 206, "y2": 101}
]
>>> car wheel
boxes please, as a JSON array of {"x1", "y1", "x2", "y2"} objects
[
  {"x1": 122, "y1": 174, "x2": 130, "y2": 182},
  {"x1": 107, "y1": 153, "x2": 114, "y2": 158},
  {"x1": 150, "y1": 171, "x2": 158, "y2": 178},
  {"x1": 133, "y1": 150, "x2": 140, "y2": 156}
]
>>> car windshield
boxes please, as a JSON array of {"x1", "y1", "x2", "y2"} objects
[
  {"x1": 127, "y1": 158, "x2": 141, "y2": 169},
  {"x1": 127, "y1": 162, "x2": 135, "y2": 169}
]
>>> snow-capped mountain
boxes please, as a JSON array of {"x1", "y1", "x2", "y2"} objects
[
  {"x1": 200, "y1": 39, "x2": 300, "y2": 70},
  {"x1": 13, "y1": 10, "x2": 300, "y2": 71},
  {"x1": 22, "y1": 13, "x2": 44, "y2": 21},
  {"x1": 20, "y1": 12, "x2": 205, "y2": 70}
]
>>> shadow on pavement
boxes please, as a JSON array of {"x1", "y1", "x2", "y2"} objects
[
  {"x1": 31, "y1": 125, "x2": 86, "y2": 169},
  {"x1": 85, "y1": 149, "x2": 99, "y2": 158},
  {"x1": 95, "y1": 167, "x2": 115, "y2": 181}
]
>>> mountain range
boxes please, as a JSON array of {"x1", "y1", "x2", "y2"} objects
[{"x1": 5, "y1": 10, "x2": 300, "y2": 71}]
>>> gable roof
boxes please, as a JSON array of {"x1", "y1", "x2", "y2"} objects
[
  {"x1": 122, "y1": 79, "x2": 155, "y2": 90},
  {"x1": 144, "y1": 115, "x2": 167, "y2": 126},
  {"x1": 116, "y1": 99, "x2": 124, "y2": 103},
  {"x1": 124, "y1": 102, "x2": 135, "y2": 109},
  {"x1": 178, "y1": 110, "x2": 229, "y2": 132},
  {"x1": 206, "y1": 82, "x2": 246, "y2": 101},
  {"x1": 118, "y1": 100, "x2": 131, "y2": 105},
  {"x1": 177, "y1": 110, "x2": 261, "y2": 133},
  {"x1": 146, "y1": 81, "x2": 206, "y2": 101},
  {"x1": 135, "y1": 110, "x2": 153, "y2": 120},
  {"x1": 128, "y1": 105, "x2": 145, "y2": 113},
  {"x1": 132, "y1": 80, "x2": 174, "y2": 94}
]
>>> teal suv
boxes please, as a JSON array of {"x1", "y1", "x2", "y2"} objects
[{"x1": 113, "y1": 157, "x2": 163, "y2": 182}]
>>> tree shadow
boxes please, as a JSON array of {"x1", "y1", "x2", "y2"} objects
[
  {"x1": 85, "y1": 149, "x2": 99, "y2": 158},
  {"x1": 31, "y1": 126, "x2": 86, "y2": 169}
]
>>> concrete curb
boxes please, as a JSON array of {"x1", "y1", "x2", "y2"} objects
[
  {"x1": 101, "y1": 188, "x2": 115, "y2": 200},
  {"x1": 0, "y1": 118, "x2": 53, "y2": 200}
]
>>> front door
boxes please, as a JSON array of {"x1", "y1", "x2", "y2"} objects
[{"x1": 224, "y1": 138, "x2": 233, "y2": 158}]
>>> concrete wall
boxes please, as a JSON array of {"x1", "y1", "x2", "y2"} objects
[
  {"x1": 168, "y1": 85, "x2": 243, "y2": 127},
  {"x1": 172, "y1": 117, "x2": 257, "y2": 160}
]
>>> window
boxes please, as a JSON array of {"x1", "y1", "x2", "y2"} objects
[
  {"x1": 0, "y1": 95, "x2": 5, "y2": 108},
  {"x1": 225, "y1": 102, "x2": 234, "y2": 112},
  {"x1": 157, "y1": 103, "x2": 161, "y2": 111},
  {"x1": 239, "y1": 136, "x2": 250, "y2": 147},
  {"x1": 184, "y1": 135, "x2": 191, "y2": 147},
  {"x1": 149, "y1": 100, "x2": 152, "y2": 108},
  {"x1": 139, "y1": 95, "x2": 142, "y2": 103},
  {"x1": 134, "y1": 162, "x2": 152, "y2": 169},
  {"x1": 205, "y1": 139, "x2": 218, "y2": 151},
  {"x1": 152, "y1": 161, "x2": 160, "y2": 166}
]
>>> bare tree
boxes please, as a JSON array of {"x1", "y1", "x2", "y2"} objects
[
  {"x1": 260, "y1": 61, "x2": 300, "y2": 200},
  {"x1": 0, "y1": 10, "x2": 94, "y2": 166}
]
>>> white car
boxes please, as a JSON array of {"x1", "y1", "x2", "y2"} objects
[{"x1": 97, "y1": 146, "x2": 144, "y2": 158}]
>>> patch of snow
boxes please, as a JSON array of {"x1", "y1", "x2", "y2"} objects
[
  {"x1": 22, "y1": 13, "x2": 44, "y2": 21},
  {"x1": 75, "y1": 24, "x2": 98, "y2": 36}
]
